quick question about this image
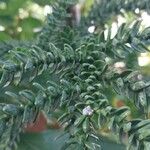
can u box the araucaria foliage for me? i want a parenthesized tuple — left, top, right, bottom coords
(1, 0, 150, 149)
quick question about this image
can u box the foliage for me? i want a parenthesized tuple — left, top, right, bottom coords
(1, 0, 150, 150)
(17, 129, 125, 150)
(0, 0, 52, 40)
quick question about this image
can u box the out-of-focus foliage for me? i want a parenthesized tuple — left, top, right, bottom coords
(0, 0, 53, 40)
(17, 129, 125, 150)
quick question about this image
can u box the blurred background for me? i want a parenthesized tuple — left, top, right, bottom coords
(0, 0, 53, 40)
(0, 0, 150, 150)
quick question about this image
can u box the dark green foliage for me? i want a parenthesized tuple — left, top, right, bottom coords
(1, 0, 150, 150)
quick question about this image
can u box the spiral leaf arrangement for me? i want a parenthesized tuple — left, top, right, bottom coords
(1, 0, 150, 150)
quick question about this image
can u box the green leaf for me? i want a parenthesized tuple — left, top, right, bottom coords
(19, 90, 35, 103)
(138, 91, 147, 108)
(34, 91, 46, 107)
(2, 104, 21, 116)
(74, 116, 85, 127)
(131, 81, 147, 91)
(130, 21, 141, 37)
(82, 117, 90, 133)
